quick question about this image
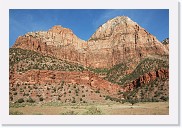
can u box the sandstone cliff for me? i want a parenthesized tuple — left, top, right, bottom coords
(12, 16, 168, 69)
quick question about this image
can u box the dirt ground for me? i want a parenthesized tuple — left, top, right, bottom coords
(9, 102, 169, 115)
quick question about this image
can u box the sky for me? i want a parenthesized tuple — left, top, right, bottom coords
(9, 9, 169, 47)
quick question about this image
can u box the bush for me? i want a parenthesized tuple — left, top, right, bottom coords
(61, 110, 78, 115)
(17, 98, 24, 103)
(39, 97, 44, 101)
(12, 88, 16, 91)
(27, 97, 35, 103)
(128, 99, 138, 105)
(160, 96, 169, 101)
(72, 99, 76, 103)
(10, 111, 23, 115)
(85, 106, 102, 115)
(95, 90, 100, 93)
(13, 92, 17, 95)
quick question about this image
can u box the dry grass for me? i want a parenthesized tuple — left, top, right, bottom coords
(9, 102, 169, 115)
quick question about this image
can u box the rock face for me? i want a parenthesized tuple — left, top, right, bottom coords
(161, 38, 169, 45)
(10, 70, 123, 95)
(12, 16, 168, 68)
(161, 38, 169, 50)
(10, 16, 169, 104)
(124, 68, 169, 91)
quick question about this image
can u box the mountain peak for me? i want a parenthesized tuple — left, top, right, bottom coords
(109, 16, 131, 22)
(89, 16, 136, 41)
(48, 25, 73, 34)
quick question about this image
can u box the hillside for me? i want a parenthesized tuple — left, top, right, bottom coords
(9, 48, 123, 104)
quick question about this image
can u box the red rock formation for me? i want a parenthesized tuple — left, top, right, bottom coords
(10, 69, 123, 95)
(124, 68, 169, 91)
(12, 16, 168, 69)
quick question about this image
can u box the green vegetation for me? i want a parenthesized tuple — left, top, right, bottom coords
(88, 67, 109, 75)
(17, 98, 24, 103)
(60, 110, 78, 115)
(119, 58, 168, 85)
(9, 102, 36, 108)
(9, 48, 169, 105)
(104, 58, 168, 86)
(105, 63, 129, 83)
(84, 106, 102, 115)
(123, 77, 169, 102)
(9, 48, 85, 72)
(26, 97, 35, 103)
(9, 111, 23, 115)
(39, 97, 44, 101)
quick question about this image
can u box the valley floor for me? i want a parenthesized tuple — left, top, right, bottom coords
(9, 102, 169, 115)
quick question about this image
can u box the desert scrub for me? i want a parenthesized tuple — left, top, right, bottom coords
(88, 67, 109, 75)
(9, 110, 23, 115)
(17, 98, 24, 103)
(9, 103, 26, 108)
(119, 58, 168, 85)
(106, 63, 128, 82)
(26, 97, 35, 103)
(42, 102, 63, 107)
(84, 106, 102, 115)
(60, 110, 78, 115)
(10, 102, 36, 108)
(9, 48, 85, 72)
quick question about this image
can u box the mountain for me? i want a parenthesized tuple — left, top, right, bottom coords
(161, 38, 169, 45)
(12, 16, 168, 69)
(10, 16, 169, 104)
(161, 38, 169, 50)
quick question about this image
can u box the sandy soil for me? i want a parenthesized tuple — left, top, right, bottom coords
(9, 102, 169, 115)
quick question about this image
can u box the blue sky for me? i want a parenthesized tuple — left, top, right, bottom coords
(9, 9, 169, 47)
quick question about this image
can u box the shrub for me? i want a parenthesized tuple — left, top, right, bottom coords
(10, 111, 23, 115)
(13, 92, 17, 95)
(60, 111, 78, 115)
(85, 106, 102, 115)
(95, 90, 100, 93)
(12, 88, 16, 91)
(72, 99, 76, 103)
(17, 98, 24, 103)
(39, 97, 44, 101)
(160, 96, 169, 101)
(128, 99, 138, 105)
(27, 97, 35, 103)
(75, 89, 79, 93)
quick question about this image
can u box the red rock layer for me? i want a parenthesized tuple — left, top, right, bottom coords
(10, 70, 123, 95)
(124, 68, 169, 91)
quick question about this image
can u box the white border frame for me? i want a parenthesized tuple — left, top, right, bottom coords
(0, 0, 179, 125)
